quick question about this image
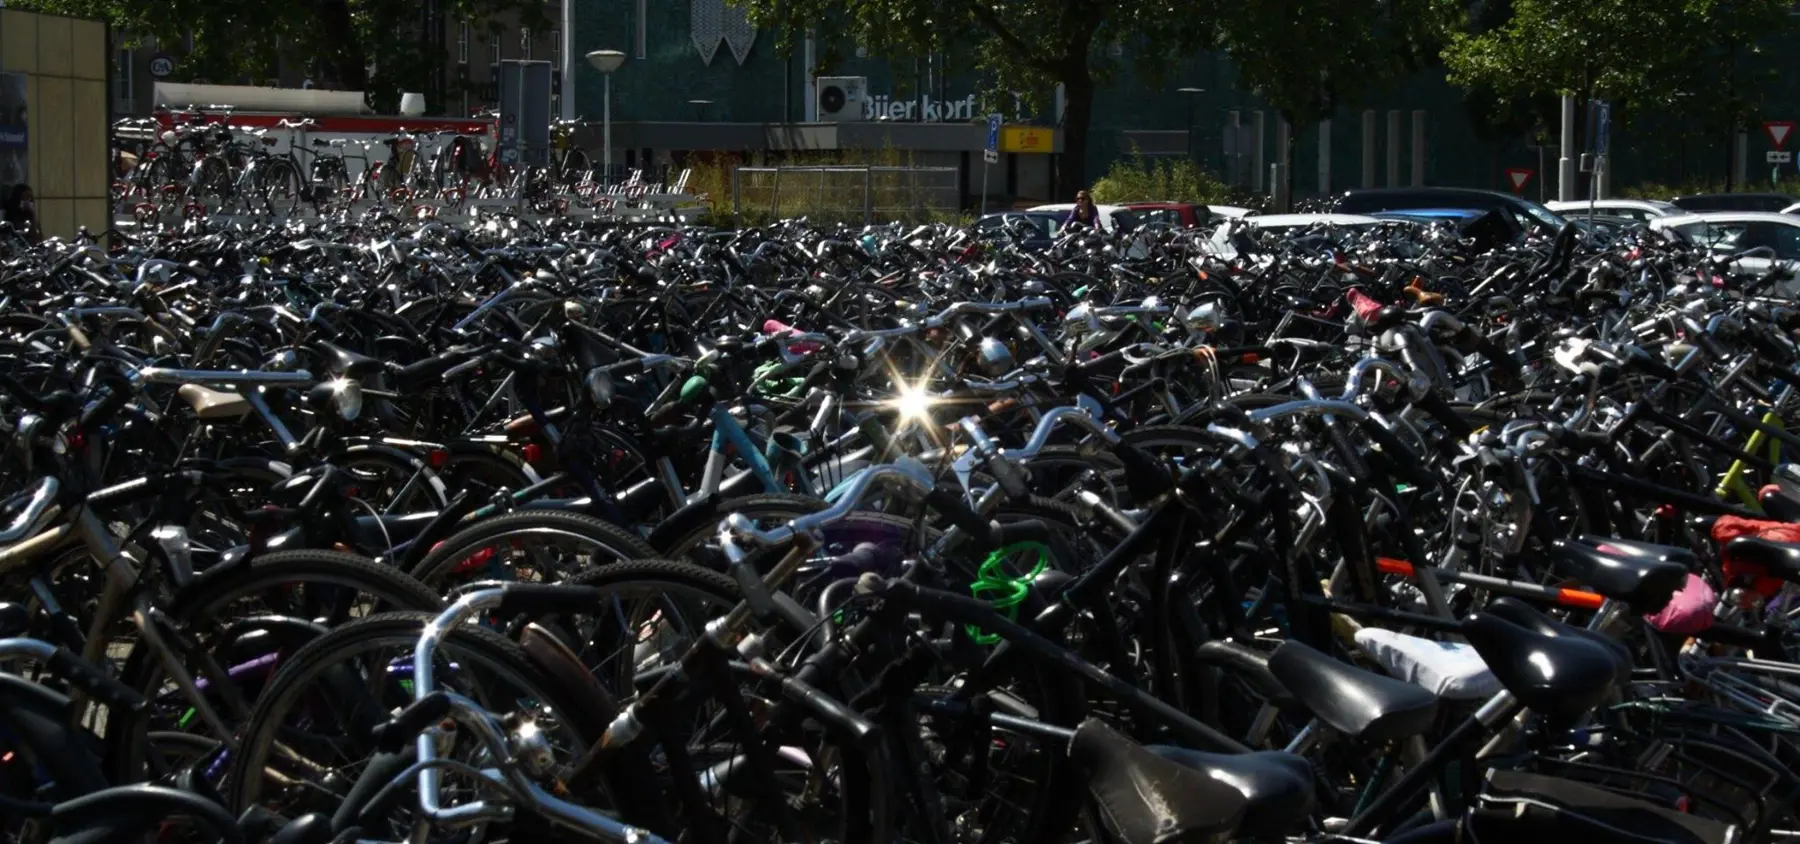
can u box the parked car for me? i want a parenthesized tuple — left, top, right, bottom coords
(1124, 202, 1256, 228)
(1124, 202, 1209, 228)
(1649, 212, 1800, 291)
(1028, 203, 1142, 233)
(1782, 201, 1800, 216)
(1545, 198, 1681, 223)
(1334, 187, 1568, 237)
(1207, 213, 1386, 259)
(1669, 192, 1794, 213)
(972, 211, 1064, 250)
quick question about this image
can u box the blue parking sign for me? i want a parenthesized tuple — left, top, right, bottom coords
(986, 114, 1002, 152)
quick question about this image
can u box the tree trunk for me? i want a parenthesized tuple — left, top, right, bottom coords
(1058, 73, 1095, 200)
(317, 0, 368, 92)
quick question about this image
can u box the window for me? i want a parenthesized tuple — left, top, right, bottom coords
(489, 31, 501, 64)
(521, 27, 532, 60)
(114, 48, 134, 111)
(551, 27, 560, 66)
(635, 0, 647, 58)
(457, 22, 469, 64)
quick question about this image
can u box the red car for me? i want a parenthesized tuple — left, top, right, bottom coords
(1124, 202, 1250, 228)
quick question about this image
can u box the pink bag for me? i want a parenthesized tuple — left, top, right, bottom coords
(1644, 574, 1716, 634)
(762, 319, 821, 354)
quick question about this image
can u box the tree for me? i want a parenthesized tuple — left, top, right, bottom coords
(16, 0, 549, 112)
(1213, 0, 1462, 204)
(737, 0, 1215, 198)
(1441, 0, 1791, 149)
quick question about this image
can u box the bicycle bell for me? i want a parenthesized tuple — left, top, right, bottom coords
(974, 336, 1016, 377)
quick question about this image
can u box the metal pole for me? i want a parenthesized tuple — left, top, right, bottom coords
(1317, 119, 1331, 198)
(1386, 110, 1401, 187)
(864, 165, 872, 224)
(1557, 95, 1576, 202)
(1361, 110, 1376, 189)
(1410, 110, 1426, 186)
(603, 72, 613, 187)
(981, 156, 990, 217)
(559, 0, 574, 120)
(1251, 111, 1266, 194)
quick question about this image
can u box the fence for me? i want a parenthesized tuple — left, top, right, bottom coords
(730, 166, 961, 224)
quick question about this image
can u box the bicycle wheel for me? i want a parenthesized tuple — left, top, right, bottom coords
(256, 158, 304, 215)
(107, 550, 443, 783)
(224, 612, 612, 839)
(407, 509, 656, 590)
(527, 559, 892, 841)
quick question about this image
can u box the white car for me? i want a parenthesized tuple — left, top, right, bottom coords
(1650, 212, 1800, 288)
(1546, 199, 1681, 223)
(1028, 203, 1141, 233)
(1235, 213, 1385, 233)
(1207, 214, 1388, 259)
(1782, 201, 1800, 215)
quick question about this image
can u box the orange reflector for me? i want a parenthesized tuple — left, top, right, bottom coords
(1239, 353, 1260, 364)
(1558, 588, 1606, 609)
(1376, 557, 1415, 577)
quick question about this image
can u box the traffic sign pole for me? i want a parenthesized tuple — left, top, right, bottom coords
(981, 113, 1002, 218)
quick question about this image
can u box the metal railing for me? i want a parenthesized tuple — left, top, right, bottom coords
(730, 165, 960, 225)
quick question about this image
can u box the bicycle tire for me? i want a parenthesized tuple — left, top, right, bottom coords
(223, 611, 612, 835)
(106, 549, 443, 783)
(407, 509, 656, 588)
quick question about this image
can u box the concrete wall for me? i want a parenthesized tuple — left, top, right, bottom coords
(4, 10, 108, 240)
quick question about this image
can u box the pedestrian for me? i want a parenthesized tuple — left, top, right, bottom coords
(1064, 190, 1100, 229)
(4, 183, 41, 243)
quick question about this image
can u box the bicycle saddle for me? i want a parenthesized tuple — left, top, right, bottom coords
(178, 383, 252, 420)
(1462, 601, 1624, 721)
(1070, 718, 1245, 844)
(0, 601, 27, 637)
(1190, 639, 1297, 709)
(1483, 597, 1631, 685)
(1548, 537, 1687, 613)
(315, 341, 385, 379)
(1722, 535, 1800, 583)
(1267, 640, 1440, 744)
(1148, 746, 1315, 838)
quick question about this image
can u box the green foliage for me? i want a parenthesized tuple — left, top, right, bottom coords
(17, 0, 550, 113)
(1215, 0, 1462, 126)
(1442, 0, 1792, 138)
(1088, 153, 1246, 206)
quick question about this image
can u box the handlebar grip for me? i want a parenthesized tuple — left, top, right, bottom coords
(987, 456, 1032, 501)
(48, 647, 147, 712)
(440, 352, 492, 381)
(1356, 417, 1437, 489)
(1113, 441, 1175, 501)
(1471, 332, 1521, 377)
(1413, 391, 1474, 439)
(370, 691, 453, 753)
(924, 486, 999, 550)
(494, 583, 606, 618)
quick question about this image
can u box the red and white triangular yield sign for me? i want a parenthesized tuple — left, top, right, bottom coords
(1765, 121, 1795, 149)
(1505, 168, 1534, 194)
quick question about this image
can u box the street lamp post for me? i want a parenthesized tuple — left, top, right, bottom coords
(586, 49, 626, 186)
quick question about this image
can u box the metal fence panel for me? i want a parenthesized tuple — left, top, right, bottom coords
(731, 165, 960, 224)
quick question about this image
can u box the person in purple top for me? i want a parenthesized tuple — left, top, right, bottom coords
(1064, 190, 1100, 228)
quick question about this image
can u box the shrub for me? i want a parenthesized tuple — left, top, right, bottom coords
(1089, 152, 1243, 206)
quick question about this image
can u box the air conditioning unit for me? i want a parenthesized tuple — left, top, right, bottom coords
(816, 76, 868, 122)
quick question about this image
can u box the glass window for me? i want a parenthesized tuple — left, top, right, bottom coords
(551, 28, 561, 64)
(115, 48, 133, 105)
(1730, 222, 1800, 259)
(458, 22, 469, 63)
(521, 27, 532, 60)
(489, 32, 501, 64)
